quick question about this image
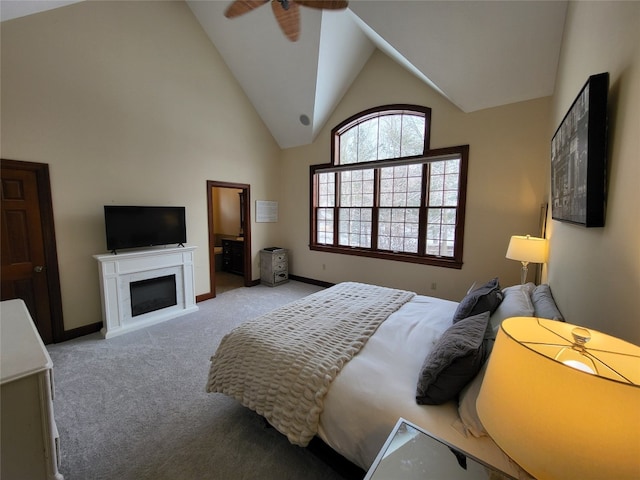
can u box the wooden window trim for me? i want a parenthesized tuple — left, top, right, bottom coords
(310, 105, 467, 269)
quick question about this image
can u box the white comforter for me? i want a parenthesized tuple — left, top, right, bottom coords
(317, 294, 523, 477)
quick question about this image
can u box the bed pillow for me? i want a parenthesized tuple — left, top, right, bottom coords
(532, 284, 564, 321)
(488, 283, 535, 340)
(416, 311, 490, 405)
(452, 278, 503, 324)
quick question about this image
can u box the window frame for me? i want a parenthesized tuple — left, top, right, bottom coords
(309, 105, 468, 269)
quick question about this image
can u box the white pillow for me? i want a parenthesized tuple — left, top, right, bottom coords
(488, 283, 535, 339)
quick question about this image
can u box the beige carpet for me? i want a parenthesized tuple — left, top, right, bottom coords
(47, 281, 362, 480)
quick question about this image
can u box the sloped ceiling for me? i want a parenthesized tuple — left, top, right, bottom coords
(1, 0, 568, 149)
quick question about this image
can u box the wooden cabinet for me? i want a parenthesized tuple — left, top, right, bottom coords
(222, 239, 244, 275)
(1, 299, 64, 480)
(260, 247, 288, 287)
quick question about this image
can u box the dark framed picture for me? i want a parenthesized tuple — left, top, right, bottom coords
(551, 72, 609, 227)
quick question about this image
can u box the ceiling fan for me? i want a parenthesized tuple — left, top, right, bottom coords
(224, 0, 349, 42)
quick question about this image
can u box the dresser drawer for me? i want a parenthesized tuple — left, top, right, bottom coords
(271, 252, 287, 264)
(270, 271, 289, 284)
(272, 261, 287, 272)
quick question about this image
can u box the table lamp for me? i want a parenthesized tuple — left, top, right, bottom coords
(506, 235, 548, 284)
(477, 317, 640, 480)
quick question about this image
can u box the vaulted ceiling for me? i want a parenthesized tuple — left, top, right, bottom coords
(1, 0, 568, 149)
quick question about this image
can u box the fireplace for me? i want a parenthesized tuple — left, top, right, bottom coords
(94, 246, 198, 338)
(130, 274, 177, 317)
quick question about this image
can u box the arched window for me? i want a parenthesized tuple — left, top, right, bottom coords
(310, 104, 468, 268)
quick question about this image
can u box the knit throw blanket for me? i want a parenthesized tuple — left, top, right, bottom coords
(206, 282, 415, 446)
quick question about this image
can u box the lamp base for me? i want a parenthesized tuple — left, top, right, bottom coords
(520, 262, 529, 285)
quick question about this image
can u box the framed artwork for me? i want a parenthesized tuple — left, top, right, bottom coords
(551, 72, 609, 227)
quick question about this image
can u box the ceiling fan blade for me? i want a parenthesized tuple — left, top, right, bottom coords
(225, 0, 269, 18)
(272, 0, 300, 41)
(294, 0, 348, 10)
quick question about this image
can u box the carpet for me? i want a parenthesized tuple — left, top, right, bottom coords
(47, 281, 357, 480)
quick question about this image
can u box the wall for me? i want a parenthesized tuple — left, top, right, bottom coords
(1, 1, 282, 331)
(547, 1, 640, 344)
(213, 187, 242, 239)
(278, 50, 552, 301)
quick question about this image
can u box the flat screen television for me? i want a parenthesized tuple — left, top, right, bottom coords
(104, 206, 186, 253)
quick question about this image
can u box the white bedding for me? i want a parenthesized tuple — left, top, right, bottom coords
(317, 294, 525, 477)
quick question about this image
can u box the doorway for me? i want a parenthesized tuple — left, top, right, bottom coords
(206, 180, 251, 298)
(1, 159, 65, 343)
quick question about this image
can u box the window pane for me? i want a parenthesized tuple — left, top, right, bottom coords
(401, 114, 425, 156)
(316, 208, 334, 244)
(317, 172, 335, 207)
(338, 112, 426, 164)
(340, 170, 374, 209)
(340, 128, 358, 165)
(428, 158, 460, 209)
(358, 118, 379, 163)
(380, 165, 422, 208)
(378, 207, 419, 253)
(378, 115, 401, 160)
(338, 208, 372, 247)
(425, 206, 456, 258)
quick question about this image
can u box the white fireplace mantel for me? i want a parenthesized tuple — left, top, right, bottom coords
(94, 246, 198, 338)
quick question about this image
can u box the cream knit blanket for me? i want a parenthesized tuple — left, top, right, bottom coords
(206, 282, 415, 446)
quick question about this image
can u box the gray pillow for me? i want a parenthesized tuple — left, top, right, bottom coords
(416, 311, 490, 405)
(532, 284, 564, 321)
(452, 278, 503, 323)
(488, 283, 535, 340)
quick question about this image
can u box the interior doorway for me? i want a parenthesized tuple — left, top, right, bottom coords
(206, 180, 251, 298)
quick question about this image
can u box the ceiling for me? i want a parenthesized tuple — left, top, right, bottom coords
(1, 0, 568, 149)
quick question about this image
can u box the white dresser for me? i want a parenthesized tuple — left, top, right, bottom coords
(1, 299, 64, 480)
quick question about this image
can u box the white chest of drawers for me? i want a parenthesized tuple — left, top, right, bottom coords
(1, 299, 64, 480)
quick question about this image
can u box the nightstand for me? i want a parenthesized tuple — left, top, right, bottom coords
(260, 247, 288, 286)
(365, 418, 518, 480)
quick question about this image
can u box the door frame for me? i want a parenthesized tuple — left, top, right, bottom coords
(1, 158, 65, 343)
(203, 180, 251, 300)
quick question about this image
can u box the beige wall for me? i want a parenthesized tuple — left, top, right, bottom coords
(278, 50, 551, 301)
(5, 1, 636, 345)
(1, 1, 282, 330)
(547, 1, 640, 344)
(213, 187, 242, 238)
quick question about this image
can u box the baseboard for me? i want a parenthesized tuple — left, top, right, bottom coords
(62, 321, 102, 342)
(196, 292, 215, 302)
(60, 277, 329, 342)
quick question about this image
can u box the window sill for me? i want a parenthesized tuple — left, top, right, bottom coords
(309, 244, 463, 269)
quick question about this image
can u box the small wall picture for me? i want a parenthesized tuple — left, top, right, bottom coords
(551, 72, 609, 227)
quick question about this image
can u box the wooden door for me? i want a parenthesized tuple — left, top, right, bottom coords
(1, 159, 64, 344)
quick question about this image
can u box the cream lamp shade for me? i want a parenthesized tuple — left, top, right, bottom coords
(477, 317, 640, 480)
(506, 235, 548, 284)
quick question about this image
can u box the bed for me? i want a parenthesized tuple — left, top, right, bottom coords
(206, 280, 563, 478)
